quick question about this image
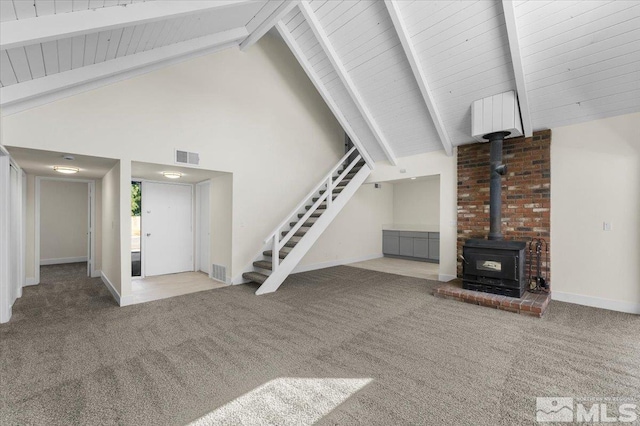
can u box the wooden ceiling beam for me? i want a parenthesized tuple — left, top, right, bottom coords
(384, 0, 453, 157)
(0, 0, 252, 51)
(502, 0, 533, 137)
(240, 1, 299, 51)
(0, 28, 248, 115)
(299, 0, 397, 166)
(275, 21, 375, 168)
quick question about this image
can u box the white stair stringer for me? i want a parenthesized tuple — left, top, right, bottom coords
(255, 164, 371, 295)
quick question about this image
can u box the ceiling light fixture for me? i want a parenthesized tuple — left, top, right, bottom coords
(162, 172, 182, 179)
(410, 177, 417, 180)
(53, 166, 79, 174)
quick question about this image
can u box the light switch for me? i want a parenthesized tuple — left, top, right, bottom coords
(603, 222, 613, 231)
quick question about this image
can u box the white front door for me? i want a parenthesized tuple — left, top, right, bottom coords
(197, 182, 211, 274)
(142, 182, 193, 277)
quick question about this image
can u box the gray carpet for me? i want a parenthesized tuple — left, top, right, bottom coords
(1, 263, 639, 425)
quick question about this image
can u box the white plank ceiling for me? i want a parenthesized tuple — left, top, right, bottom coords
(2, 0, 639, 161)
(280, 0, 640, 160)
(0, 1, 282, 87)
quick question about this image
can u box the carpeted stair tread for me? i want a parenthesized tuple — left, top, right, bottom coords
(283, 228, 309, 237)
(263, 249, 290, 259)
(319, 187, 345, 196)
(306, 203, 327, 210)
(312, 195, 338, 202)
(284, 237, 302, 248)
(253, 260, 273, 271)
(298, 211, 323, 218)
(242, 271, 268, 284)
(290, 218, 317, 227)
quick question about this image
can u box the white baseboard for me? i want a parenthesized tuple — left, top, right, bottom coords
(552, 291, 640, 315)
(292, 253, 384, 274)
(438, 274, 457, 282)
(25, 277, 38, 286)
(40, 256, 87, 266)
(119, 295, 134, 307)
(100, 272, 121, 305)
(91, 270, 102, 278)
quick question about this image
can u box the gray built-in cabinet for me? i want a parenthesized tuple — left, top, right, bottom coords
(383, 231, 439, 262)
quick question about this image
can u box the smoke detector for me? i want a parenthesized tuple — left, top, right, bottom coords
(471, 91, 523, 142)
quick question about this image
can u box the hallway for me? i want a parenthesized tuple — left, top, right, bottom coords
(8, 263, 116, 323)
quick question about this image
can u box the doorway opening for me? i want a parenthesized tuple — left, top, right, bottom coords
(37, 178, 95, 280)
(350, 175, 441, 280)
(129, 161, 230, 304)
(131, 181, 142, 277)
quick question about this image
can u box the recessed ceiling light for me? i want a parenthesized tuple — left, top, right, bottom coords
(53, 166, 79, 174)
(162, 171, 182, 179)
(410, 177, 417, 180)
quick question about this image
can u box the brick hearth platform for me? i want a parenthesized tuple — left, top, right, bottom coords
(434, 280, 551, 317)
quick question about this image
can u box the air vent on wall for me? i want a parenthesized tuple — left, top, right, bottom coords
(210, 264, 227, 284)
(175, 149, 200, 166)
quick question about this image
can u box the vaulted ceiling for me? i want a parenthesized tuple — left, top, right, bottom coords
(1, 1, 638, 164)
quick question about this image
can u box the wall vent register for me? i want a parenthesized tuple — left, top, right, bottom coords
(175, 150, 200, 166)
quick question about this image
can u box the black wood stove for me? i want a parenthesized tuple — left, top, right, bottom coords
(462, 132, 527, 298)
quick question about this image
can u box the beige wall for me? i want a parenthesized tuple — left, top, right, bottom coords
(2, 34, 344, 297)
(40, 180, 88, 262)
(299, 182, 394, 270)
(102, 163, 121, 294)
(551, 112, 640, 313)
(392, 177, 440, 227)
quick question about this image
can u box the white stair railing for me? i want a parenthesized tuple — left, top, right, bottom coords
(263, 147, 361, 275)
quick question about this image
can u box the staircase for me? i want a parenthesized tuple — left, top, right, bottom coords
(241, 147, 371, 295)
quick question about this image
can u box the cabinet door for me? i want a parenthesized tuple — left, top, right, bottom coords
(428, 239, 440, 260)
(413, 238, 429, 259)
(383, 235, 400, 255)
(399, 237, 414, 257)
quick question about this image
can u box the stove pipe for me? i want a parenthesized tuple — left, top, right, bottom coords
(486, 131, 510, 241)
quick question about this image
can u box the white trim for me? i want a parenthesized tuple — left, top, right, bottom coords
(100, 272, 121, 305)
(298, 1, 398, 166)
(91, 270, 102, 279)
(195, 180, 212, 275)
(40, 256, 88, 266)
(35, 176, 96, 284)
(0, 153, 11, 323)
(502, 0, 533, 137)
(552, 291, 640, 315)
(240, 1, 299, 51)
(384, 0, 453, 157)
(0, 31, 247, 116)
(0, 0, 252, 50)
(25, 277, 38, 286)
(275, 22, 375, 169)
(292, 253, 383, 274)
(438, 274, 456, 283)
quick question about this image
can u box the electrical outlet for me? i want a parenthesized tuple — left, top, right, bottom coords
(603, 222, 613, 231)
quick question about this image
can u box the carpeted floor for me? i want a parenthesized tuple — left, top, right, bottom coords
(1, 263, 639, 425)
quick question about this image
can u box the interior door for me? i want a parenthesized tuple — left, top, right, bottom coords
(142, 182, 193, 277)
(197, 182, 211, 274)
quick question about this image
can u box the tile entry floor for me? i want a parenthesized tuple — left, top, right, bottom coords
(348, 256, 439, 280)
(130, 271, 227, 304)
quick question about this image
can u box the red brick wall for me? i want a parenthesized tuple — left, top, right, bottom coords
(457, 130, 551, 280)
